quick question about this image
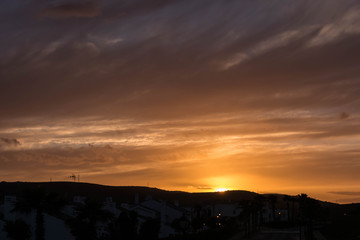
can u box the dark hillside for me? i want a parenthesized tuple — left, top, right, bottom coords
(0, 181, 258, 205)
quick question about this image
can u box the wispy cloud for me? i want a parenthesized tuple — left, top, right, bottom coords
(306, 8, 360, 47)
(41, 1, 102, 19)
(0, 137, 21, 150)
(329, 191, 360, 196)
(221, 29, 310, 70)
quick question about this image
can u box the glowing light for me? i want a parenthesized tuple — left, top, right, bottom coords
(215, 188, 229, 192)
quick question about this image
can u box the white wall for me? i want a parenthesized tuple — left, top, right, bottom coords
(44, 213, 75, 240)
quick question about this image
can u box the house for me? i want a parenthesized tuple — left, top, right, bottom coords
(141, 199, 184, 224)
(62, 196, 87, 218)
(123, 197, 188, 238)
(130, 204, 159, 219)
(212, 203, 243, 217)
(141, 199, 188, 238)
(274, 209, 289, 222)
(261, 204, 272, 223)
(261, 204, 289, 222)
(102, 197, 121, 217)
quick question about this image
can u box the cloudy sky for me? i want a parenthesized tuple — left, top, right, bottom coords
(1, 0, 360, 203)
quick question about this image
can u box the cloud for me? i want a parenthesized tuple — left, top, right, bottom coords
(306, 8, 360, 47)
(0, 137, 21, 149)
(338, 112, 350, 120)
(195, 186, 213, 190)
(1, 0, 359, 122)
(221, 29, 311, 70)
(328, 191, 360, 196)
(0, 143, 214, 188)
(41, 1, 101, 19)
(336, 197, 360, 203)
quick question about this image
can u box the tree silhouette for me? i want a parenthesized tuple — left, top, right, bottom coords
(253, 195, 265, 227)
(171, 214, 190, 235)
(68, 199, 114, 240)
(267, 195, 277, 222)
(191, 205, 204, 233)
(3, 219, 31, 240)
(297, 193, 320, 240)
(283, 195, 291, 223)
(237, 200, 260, 237)
(12, 188, 66, 240)
(109, 210, 138, 240)
(139, 219, 160, 240)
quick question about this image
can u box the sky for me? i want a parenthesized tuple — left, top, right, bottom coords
(1, 0, 360, 203)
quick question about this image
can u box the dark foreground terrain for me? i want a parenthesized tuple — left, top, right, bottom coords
(0, 181, 359, 240)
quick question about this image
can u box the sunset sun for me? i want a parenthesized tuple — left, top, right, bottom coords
(215, 188, 229, 192)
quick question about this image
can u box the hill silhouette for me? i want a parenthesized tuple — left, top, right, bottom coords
(0, 181, 344, 210)
(0, 181, 259, 205)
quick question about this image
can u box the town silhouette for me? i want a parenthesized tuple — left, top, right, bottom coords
(1, 181, 359, 240)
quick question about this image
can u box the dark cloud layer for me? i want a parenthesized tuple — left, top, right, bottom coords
(1, 0, 360, 120)
(41, 1, 101, 18)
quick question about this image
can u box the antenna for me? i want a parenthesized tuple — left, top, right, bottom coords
(68, 174, 76, 182)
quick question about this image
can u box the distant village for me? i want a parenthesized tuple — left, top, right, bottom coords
(0, 182, 358, 240)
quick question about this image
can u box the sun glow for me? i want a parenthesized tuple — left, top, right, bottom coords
(215, 188, 229, 192)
